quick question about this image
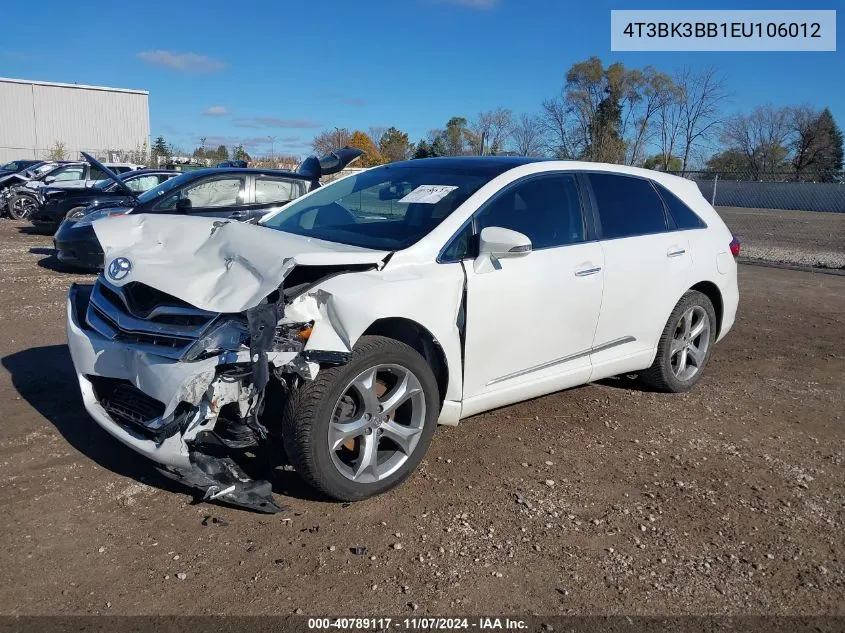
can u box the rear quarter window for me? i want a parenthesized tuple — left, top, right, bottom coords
(588, 173, 668, 239)
(654, 183, 707, 230)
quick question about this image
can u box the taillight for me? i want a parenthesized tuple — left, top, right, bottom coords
(729, 236, 741, 258)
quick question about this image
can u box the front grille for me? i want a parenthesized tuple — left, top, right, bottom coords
(85, 279, 218, 359)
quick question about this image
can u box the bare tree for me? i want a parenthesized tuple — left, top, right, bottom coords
(509, 113, 546, 156)
(540, 94, 576, 158)
(368, 126, 388, 147)
(468, 109, 513, 155)
(790, 105, 826, 179)
(311, 127, 352, 155)
(676, 66, 729, 173)
(721, 105, 792, 178)
(624, 67, 678, 166)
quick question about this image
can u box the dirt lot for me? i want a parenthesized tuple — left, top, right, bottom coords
(0, 220, 843, 616)
(716, 206, 845, 270)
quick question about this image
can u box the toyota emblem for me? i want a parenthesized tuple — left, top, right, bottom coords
(107, 257, 132, 281)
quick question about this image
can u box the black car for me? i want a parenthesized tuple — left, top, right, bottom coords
(216, 160, 248, 168)
(54, 149, 362, 270)
(31, 169, 179, 233)
(0, 159, 42, 177)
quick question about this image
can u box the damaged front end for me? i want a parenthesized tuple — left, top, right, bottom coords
(66, 218, 386, 512)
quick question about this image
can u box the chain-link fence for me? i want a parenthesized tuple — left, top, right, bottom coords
(675, 171, 845, 270)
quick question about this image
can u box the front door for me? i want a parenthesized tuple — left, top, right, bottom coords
(458, 173, 604, 413)
(155, 174, 250, 220)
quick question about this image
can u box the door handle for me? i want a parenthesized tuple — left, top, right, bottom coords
(574, 266, 602, 277)
(667, 248, 686, 258)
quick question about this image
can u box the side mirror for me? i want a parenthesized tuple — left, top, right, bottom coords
(474, 226, 532, 274)
(43, 176, 56, 184)
(175, 198, 192, 213)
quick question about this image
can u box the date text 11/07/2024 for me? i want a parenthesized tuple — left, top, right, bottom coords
(307, 618, 529, 630)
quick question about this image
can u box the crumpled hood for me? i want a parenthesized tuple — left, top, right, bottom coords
(94, 214, 390, 313)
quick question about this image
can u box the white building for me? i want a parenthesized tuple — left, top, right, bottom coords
(0, 77, 150, 163)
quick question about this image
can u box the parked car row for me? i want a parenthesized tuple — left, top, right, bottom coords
(3, 148, 363, 271)
(0, 159, 144, 219)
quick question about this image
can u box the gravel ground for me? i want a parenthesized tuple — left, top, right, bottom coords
(0, 220, 843, 617)
(716, 207, 845, 269)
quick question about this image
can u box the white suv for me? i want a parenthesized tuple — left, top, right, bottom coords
(66, 157, 739, 511)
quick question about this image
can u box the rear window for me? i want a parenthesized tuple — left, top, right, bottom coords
(655, 183, 707, 230)
(589, 173, 668, 240)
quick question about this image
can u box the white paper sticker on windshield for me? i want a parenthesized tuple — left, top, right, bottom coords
(398, 185, 458, 204)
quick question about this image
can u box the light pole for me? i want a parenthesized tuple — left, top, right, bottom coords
(268, 135, 276, 163)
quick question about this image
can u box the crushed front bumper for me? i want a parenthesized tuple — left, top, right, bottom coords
(66, 283, 292, 512)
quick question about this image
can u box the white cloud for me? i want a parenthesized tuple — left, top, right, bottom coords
(137, 50, 227, 73)
(202, 106, 229, 117)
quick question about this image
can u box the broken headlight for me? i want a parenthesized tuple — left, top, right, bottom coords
(272, 321, 313, 353)
(183, 318, 250, 361)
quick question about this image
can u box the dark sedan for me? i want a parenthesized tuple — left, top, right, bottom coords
(54, 149, 362, 270)
(0, 159, 42, 176)
(31, 169, 178, 233)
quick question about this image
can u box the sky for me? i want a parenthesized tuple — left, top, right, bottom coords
(0, 0, 841, 159)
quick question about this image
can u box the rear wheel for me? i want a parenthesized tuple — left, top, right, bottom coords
(281, 335, 440, 501)
(640, 290, 717, 393)
(8, 193, 38, 220)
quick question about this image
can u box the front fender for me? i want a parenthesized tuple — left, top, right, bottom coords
(283, 262, 466, 402)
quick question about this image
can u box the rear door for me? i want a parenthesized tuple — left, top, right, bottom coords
(586, 172, 695, 375)
(242, 173, 310, 221)
(153, 173, 250, 220)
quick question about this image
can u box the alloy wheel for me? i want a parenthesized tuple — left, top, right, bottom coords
(670, 305, 711, 382)
(9, 195, 37, 220)
(328, 364, 426, 484)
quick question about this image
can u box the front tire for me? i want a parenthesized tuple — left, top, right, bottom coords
(640, 290, 717, 393)
(8, 193, 38, 220)
(281, 335, 440, 501)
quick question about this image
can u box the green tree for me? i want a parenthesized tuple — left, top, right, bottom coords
(704, 150, 748, 176)
(234, 145, 251, 162)
(151, 136, 170, 165)
(810, 108, 844, 182)
(379, 127, 411, 162)
(215, 145, 229, 161)
(443, 117, 471, 156)
(412, 140, 433, 159)
(643, 154, 681, 171)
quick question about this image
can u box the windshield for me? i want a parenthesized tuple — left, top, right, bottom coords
(261, 164, 496, 250)
(136, 171, 195, 204)
(1, 161, 31, 171)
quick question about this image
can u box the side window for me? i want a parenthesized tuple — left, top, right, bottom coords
(440, 222, 473, 262)
(155, 176, 246, 210)
(51, 166, 85, 181)
(475, 174, 585, 250)
(125, 175, 160, 193)
(89, 167, 107, 181)
(588, 173, 668, 239)
(654, 183, 707, 230)
(255, 176, 307, 204)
